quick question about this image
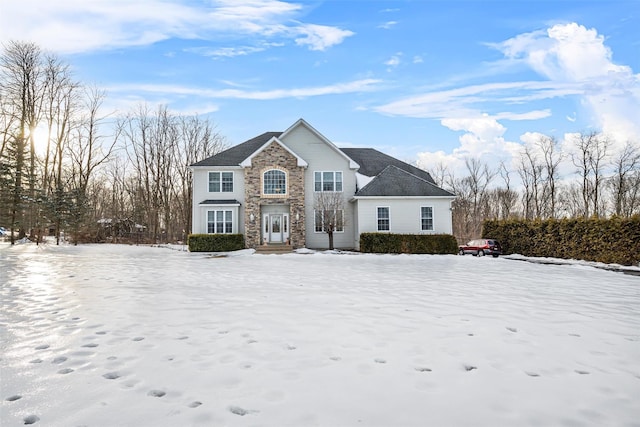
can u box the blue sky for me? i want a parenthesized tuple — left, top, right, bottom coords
(2, 0, 638, 177)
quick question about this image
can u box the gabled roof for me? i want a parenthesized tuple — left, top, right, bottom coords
(281, 119, 359, 169)
(339, 147, 435, 183)
(354, 165, 455, 198)
(190, 132, 282, 167)
(240, 136, 308, 168)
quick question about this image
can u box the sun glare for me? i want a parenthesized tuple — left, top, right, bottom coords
(30, 124, 51, 156)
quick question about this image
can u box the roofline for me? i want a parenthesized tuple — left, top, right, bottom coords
(239, 136, 308, 168)
(352, 196, 457, 200)
(280, 118, 360, 169)
(189, 165, 243, 170)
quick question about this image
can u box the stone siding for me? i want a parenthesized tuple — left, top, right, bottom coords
(244, 142, 306, 248)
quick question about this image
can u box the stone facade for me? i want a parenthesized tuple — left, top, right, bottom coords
(243, 142, 306, 248)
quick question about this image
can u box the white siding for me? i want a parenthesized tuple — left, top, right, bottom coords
(279, 124, 358, 249)
(354, 197, 454, 249)
(191, 167, 245, 234)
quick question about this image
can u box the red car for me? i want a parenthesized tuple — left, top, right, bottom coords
(459, 239, 502, 257)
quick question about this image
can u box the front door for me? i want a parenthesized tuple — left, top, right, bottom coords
(269, 214, 283, 242)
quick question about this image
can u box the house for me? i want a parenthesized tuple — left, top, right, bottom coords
(190, 119, 455, 250)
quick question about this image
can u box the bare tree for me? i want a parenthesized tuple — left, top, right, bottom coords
(571, 131, 610, 218)
(537, 135, 563, 218)
(0, 41, 47, 243)
(313, 191, 345, 250)
(609, 140, 640, 217)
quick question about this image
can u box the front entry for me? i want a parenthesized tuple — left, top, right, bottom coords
(270, 214, 283, 242)
(263, 211, 289, 244)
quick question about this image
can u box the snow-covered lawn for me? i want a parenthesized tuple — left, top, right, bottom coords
(1, 243, 638, 427)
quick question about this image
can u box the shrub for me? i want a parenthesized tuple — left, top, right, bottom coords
(360, 233, 458, 254)
(187, 234, 244, 252)
(482, 217, 640, 266)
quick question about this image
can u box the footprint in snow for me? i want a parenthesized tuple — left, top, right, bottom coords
(132, 337, 145, 342)
(52, 356, 68, 364)
(58, 368, 74, 375)
(228, 406, 258, 416)
(415, 367, 432, 372)
(35, 344, 50, 350)
(374, 358, 387, 364)
(102, 372, 121, 380)
(329, 356, 342, 361)
(188, 401, 202, 408)
(464, 365, 477, 371)
(82, 343, 99, 348)
(148, 390, 166, 397)
(506, 327, 518, 333)
(23, 415, 40, 425)
(575, 370, 590, 375)
(6, 395, 22, 401)
(525, 371, 540, 377)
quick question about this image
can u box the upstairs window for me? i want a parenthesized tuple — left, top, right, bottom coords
(314, 171, 343, 192)
(377, 207, 390, 231)
(263, 169, 287, 195)
(209, 172, 233, 192)
(421, 206, 434, 231)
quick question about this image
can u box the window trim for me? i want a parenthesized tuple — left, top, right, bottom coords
(314, 171, 343, 192)
(314, 209, 345, 233)
(208, 171, 234, 193)
(376, 206, 390, 231)
(206, 209, 233, 234)
(262, 168, 288, 197)
(420, 206, 434, 231)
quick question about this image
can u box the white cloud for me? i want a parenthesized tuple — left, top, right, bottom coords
(292, 23, 354, 51)
(378, 21, 398, 30)
(494, 22, 640, 143)
(389, 22, 639, 182)
(0, 0, 352, 54)
(413, 55, 424, 64)
(108, 78, 382, 101)
(384, 52, 402, 70)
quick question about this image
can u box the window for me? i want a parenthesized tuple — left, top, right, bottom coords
(314, 171, 343, 192)
(314, 209, 344, 233)
(421, 206, 434, 231)
(377, 207, 389, 231)
(263, 169, 287, 195)
(209, 172, 233, 192)
(207, 210, 233, 233)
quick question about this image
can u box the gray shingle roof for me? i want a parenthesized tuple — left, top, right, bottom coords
(355, 165, 455, 197)
(199, 199, 241, 205)
(190, 132, 282, 167)
(339, 147, 435, 183)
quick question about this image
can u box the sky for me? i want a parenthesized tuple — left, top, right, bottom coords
(2, 242, 639, 426)
(1, 0, 639, 178)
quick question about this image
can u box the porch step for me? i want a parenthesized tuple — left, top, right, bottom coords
(255, 244, 293, 255)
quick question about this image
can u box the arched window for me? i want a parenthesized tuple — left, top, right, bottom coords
(263, 169, 287, 195)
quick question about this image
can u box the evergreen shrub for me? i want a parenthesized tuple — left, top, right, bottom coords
(360, 233, 459, 254)
(482, 217, 640, 266)
(187, 234, 244, 252)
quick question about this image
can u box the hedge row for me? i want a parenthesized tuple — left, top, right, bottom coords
(360, 233, 459, 254)
(187, 234, 244, 252)
(482, 217, 640, 266)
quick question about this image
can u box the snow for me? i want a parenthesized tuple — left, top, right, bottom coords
(1, 242, 639, 426)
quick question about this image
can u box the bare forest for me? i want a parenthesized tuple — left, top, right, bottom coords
(1, 41, 639, 246)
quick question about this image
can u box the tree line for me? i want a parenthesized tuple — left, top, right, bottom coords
(429, 134, 640, 243)
(0, 41, 227, 245)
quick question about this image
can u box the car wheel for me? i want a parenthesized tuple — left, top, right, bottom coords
(477, 250, 484, 257)
(492, 254, 499, 258)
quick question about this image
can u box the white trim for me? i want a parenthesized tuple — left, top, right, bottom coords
(354, 196, 456, 200)
(199, 202, 240, 207)
(205, 209, 234, 234)
(420, 205, 434, 231)
(280, 119, 360, 169)
(314, 170, 343, 192)
(376, 206, 390, 232)
(208, 171, 234, 193)
(239, 137, 308, 168)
